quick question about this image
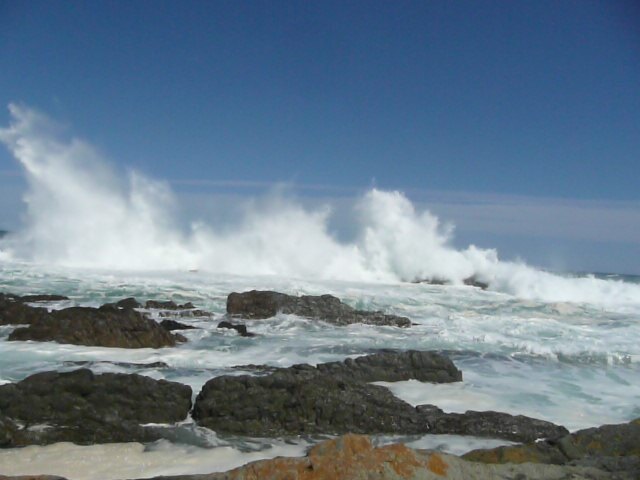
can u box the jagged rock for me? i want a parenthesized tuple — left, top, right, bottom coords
(8, 305, 186, 348)
(146, 300, 195, 310)
(112, 297, 142, 309)
(226, 290, 411, 327)
(0, 369, 192, 446)
(217, 321, 254, 337)
(0, 294, 50, 325)
(134, 434, 634, 480)
(463, 276, 489, 290)
(193, 351, 458, 436)
(316, 350, 462, 383)
(416, 404, 568, 443)
(160, 319, 198, 331)
(193, 367, 420, 436)
(463, 418, 640, 476)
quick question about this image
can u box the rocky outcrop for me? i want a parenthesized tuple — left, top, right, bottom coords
(0, 293, 51, 325)
(416, 404, 568, 443)
(316, 350, 462, 383)
(217, 321, 254, 337)
(464, 418, 640, 475)
(0, 369, 192, 447)
(7, 305, 185, 348)
(136, 434, 633, 480)
(226, 290, 411, 327)
(193, 365, 420, 436)
(160, 319, 198, 331)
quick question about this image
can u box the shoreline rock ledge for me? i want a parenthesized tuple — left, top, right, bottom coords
(226, 290, 411, 327)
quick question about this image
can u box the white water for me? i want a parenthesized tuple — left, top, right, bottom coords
(1, 105, 640, 479)
(1, 104, 640, 309)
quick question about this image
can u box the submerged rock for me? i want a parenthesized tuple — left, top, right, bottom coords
(8, 305, 186, 348)
(160, 319, 198, 331)
(226, 290, 411, 327)
(217, 320, 254, 337)
(416, 404, 569, 443)
(146, 300, 195, 310)
(0, 369, 192, 447)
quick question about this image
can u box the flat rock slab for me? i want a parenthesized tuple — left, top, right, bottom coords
(0, 369, 192, 447)
(8, 305, 185, 348)
(227, 290, 411, 327)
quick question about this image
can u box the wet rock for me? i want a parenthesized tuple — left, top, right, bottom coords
(17, 294, 69, 302)
(217, 321, 254, 337)
(416, 404, 568, 443)
(8, 305, 186, 348)
(193, 350, 460, 436)
(317, 350, 462, 383)
(226, 290, 411, 327)
(137, 434, 630, 480)
(463, 276, 489, 290)
(145, 300, 195, 310)
(111, 297, 142, 309)
(193, 367, 420, 436)
(463, 418, 640, 475)
(0, 294, 50, 325)
(63, 360, 170, 369)
(160, 319, 198, 331)
(0, 369, 192, 446)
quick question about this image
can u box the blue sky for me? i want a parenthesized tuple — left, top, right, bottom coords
(1, 1, 639, 273)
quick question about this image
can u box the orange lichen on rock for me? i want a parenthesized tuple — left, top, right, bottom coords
(224, 434, 434, 480)
(426, 453, 449, 476)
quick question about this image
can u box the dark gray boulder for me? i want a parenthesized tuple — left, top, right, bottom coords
(226, 290, 411, 327)
(0, 369, 192, 446)
(217, 321, 254, 337)
(316, 350, 462, 383)
(160, 319, 198, 331)
(192, 367, 420, 436)
(8, 305, 186, 348)
(417, 404, 569, 443)
(0, 293, 50, 325)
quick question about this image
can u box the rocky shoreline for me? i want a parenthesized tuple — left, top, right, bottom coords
(0, 290, 638, 479)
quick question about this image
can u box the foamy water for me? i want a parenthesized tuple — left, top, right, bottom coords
(0, 105, 639, 479)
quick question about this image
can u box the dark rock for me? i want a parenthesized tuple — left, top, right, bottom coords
(226, 290, 411, 327)
(417, 404, 568, 443)
(463, 418, 640, 472)
(160, 319, 198, 331)
(463, 276, 489, 290)
(0, 369, 192, 446)
(145, 300, 195, 310)
(18, 294, 69, 302)
(8, 306, 186, 348)
(113, 297, 142, 309)
(217, 320, 254, 337)
(63, 360, 170, 369)
(159, 309, 213, 318)
(316, 350, 462, 383)
(192, 367, 420, 436)
(0, 294, 50, 325)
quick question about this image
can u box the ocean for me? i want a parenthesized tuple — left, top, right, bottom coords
(0, 105, 640, 479)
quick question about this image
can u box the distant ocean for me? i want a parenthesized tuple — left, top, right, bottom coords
(1, 105, 639, 479)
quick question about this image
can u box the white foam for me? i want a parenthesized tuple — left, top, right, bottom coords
(2, 104, 640, 307)
(0, 439, 309, 480)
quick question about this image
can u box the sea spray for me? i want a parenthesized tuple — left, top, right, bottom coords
(2, 103, 640, 308)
